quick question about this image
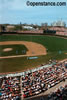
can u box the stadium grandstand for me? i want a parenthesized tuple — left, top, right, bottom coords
(0, 60, 67, 100)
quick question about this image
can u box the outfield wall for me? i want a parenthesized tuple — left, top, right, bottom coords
(0, 63, 54, 78)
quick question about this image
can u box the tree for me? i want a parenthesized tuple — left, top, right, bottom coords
(14, 25, 22, 31)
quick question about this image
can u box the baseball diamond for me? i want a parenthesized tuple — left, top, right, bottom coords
(0, 35, 67, 73)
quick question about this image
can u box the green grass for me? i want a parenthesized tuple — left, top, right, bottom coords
(0, 45, 28, 56)
(0, 35, 67, 52)
(0, 35, 67, 73)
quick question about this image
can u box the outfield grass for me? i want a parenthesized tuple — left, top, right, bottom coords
(0, 35, 67, 73)
(0, 45, 28, 56)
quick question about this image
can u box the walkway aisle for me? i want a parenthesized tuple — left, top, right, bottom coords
(20, 76, 23, 100)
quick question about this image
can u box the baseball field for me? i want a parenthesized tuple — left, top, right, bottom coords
(0, 35, 67, 73)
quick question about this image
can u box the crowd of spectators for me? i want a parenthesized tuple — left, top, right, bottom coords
(48, 85, 67, 100)
(22, 61, 67, 98)
(0, 60, 67, 100)
(30, 84, 67, 100)
(0, 76, 21, 100)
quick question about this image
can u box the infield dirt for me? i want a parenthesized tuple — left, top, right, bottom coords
(0, 41, 47, 59)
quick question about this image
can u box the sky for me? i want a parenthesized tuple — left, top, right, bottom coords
(0, 0, 67, 26)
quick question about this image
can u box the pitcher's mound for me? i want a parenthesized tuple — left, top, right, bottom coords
(3, 48, 13, 52)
